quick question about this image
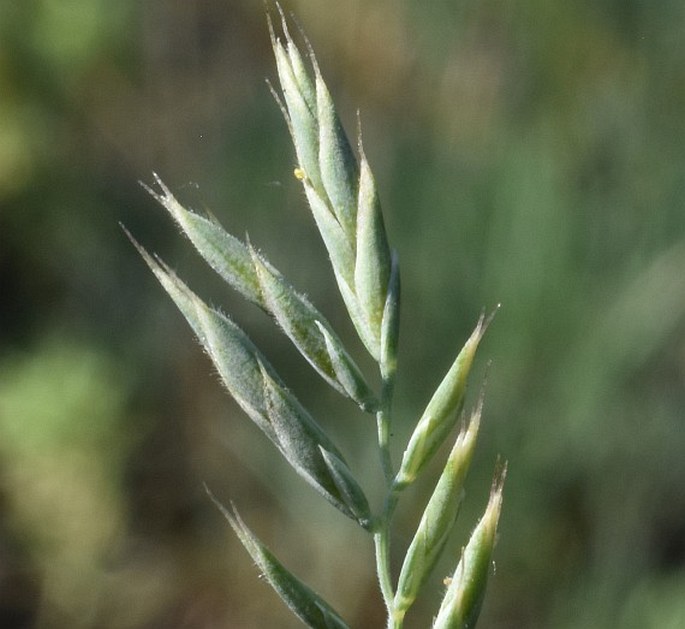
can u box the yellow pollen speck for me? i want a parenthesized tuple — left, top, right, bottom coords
(443, 576, 452, 587)
(293, 167, 306, 180)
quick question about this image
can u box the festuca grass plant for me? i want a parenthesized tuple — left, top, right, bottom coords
(128, 6, 506, 628)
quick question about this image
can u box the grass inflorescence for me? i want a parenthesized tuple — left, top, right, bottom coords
(129, 5, 506, 628)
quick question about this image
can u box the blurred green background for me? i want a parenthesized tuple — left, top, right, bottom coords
(1, 1, 684, 627)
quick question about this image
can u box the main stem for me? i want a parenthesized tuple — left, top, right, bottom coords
(374, 372, 406, 628)
(376, 409, 393, 486)
(374, 486, 403, 628)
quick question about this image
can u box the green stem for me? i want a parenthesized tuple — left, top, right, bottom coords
(376, 373, 396, 485)
(373, 368, 403, 626)
(373, 489, 400, 626)
(376, 408, 393, 485)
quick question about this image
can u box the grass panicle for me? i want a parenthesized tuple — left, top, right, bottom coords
(131, 5, 506, 628)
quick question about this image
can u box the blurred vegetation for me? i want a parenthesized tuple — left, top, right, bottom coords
(0, 1, 683, 627)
